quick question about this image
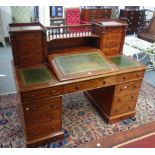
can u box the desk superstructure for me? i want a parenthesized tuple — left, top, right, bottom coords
(9, 20, 145, 147)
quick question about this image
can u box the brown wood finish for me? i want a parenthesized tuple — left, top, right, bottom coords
(81, 8, 112, 23)
(9, 23, 47, 68)
(92, 19, 128, 56)
(10, 22, 145, 147)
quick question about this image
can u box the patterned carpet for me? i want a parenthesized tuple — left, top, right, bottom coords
(0, 81, 155, 148)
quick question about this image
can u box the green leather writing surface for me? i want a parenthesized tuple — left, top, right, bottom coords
(110, 55, 140, 68)
(21, 66, 53, 85)
(55, 52, 112, 75)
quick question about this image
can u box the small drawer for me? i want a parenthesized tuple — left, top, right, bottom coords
(23, 97, 61, 113)
(115, 80, 142, 96)
(96, 76, 118, 87)
(63, 79, 98, 94)
(111, 102, 136, 116)
(113, 91, 139, 104)
(26, 120, 61, 140)
(105, 27, 123, 33)
(14, 32, 42, 40)
(16, 39, 42, 49)
(24, 110, 61, 126)
(118, 71, 144, 83)
(21, 87, 62, 102)
(105, 33, 122, 40)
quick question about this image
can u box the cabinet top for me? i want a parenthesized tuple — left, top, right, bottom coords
(9, 23, 44, 32)
(92, 19, 128, 27)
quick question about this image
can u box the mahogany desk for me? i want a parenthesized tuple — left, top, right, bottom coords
(9, 22, 145, 147)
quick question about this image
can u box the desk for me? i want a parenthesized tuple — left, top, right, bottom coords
(10, 22, 145, 147)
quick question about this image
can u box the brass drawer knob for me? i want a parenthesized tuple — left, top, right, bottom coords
(25, 107, 29, 111)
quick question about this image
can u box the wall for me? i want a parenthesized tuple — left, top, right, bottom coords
(0, 6, 12, 37)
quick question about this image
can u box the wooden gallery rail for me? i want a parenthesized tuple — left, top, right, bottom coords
(46, 24, 94, 41)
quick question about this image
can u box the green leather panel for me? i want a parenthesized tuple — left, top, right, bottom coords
(110, 55, 140, 68)
(55, 52, 112, 75)
(21, 66, 53, 85)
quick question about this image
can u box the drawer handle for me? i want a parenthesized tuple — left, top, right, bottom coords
(76, 85, 80, 90)
(103, 81, 106, 85)
(123, 76, 127, 80)
(128, 105, 132, 109)
(116, 109, 119, 112)
(134, 84, 137, 89)
(51, 90, 55, 94)
(131, 95, 135, 99)
(32, 107, 36, 111)
(136, 73, 141, 77)
(50, 104, 57, 109)
(25, 107, 29, 111)
(51, 127, 55, 131)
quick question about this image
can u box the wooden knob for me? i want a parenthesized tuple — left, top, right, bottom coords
(116, 109, 119, 112)
(123, 76, 127, 80)
(32, 107, 36, 111)
(120, 87, 123, 91)
(51, 90, 55, 95)
(50, 104, 56, 109)
(76, 85, 79, 90)
(103, 81, 106, 85)
(34, 132, 38, 135)
(51, 127, 55, 131)
(134, 84, 137, 89)
(51, 114, 55, 120)
(137, 73, 141, 77)
(131, 95, 135, 99)
(30, 94, 34, 98)
(128, 105, 132, 109)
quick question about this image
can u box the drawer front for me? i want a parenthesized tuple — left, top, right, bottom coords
(63, 76, 117, 94)
(103, 33, 123, 41)
(26, 120, 61, 140)
(19, 56, 44, 67)
(111, 101, 136, 116)
(14, 32, 42, 40)
(63, 79, 98, 94)
(105, 27, 123, 33)
(16, 39, 42, 49)
(23, 97, 61, 114)
(24, 110, 61, 126)
(21, 87, 62, 102)
(118, 71, 144, 83)
(17, 47, 43, 55)
(103, 40, 122, 48)
(102, 47, 121, 56)
(115, 80, 142, 96)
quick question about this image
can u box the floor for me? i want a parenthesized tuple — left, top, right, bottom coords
(0, 42, 155, 95)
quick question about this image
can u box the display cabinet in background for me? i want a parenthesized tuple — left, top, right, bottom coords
(50, 6, 64, 26)
(119, 9, 145, 34)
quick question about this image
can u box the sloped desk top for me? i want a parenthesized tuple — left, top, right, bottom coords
(48, 50, 118, 81)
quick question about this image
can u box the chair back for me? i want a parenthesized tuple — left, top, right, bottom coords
(65, 8, 80, 25)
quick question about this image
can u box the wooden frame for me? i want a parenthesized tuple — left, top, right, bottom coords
(48, 50, 119, 81)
